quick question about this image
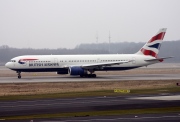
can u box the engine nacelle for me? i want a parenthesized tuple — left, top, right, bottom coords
(69, 67, 87, 75)
(56, 69, 68, 74)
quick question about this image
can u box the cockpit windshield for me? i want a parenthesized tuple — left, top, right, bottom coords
(10, 60, 16, 62)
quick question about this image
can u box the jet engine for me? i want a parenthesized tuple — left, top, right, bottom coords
(69, 67, 87, 75)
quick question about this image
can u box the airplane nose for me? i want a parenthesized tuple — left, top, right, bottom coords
(5, 62, 10, 68)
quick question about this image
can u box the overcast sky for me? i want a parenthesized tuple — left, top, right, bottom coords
(0, 0, 180, 49)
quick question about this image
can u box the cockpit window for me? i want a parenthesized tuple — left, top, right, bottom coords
(10, 60, 16, 62)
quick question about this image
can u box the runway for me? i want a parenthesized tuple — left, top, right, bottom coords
(2, 114, 180, 122)
(1, 65, 180, 121)
(1, 63, 180, 83)
(0, 74, 180, 83)
(37, 114, 180, 122)
(1, 93, 180, 121)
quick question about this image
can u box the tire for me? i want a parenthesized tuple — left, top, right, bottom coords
(88, 74, 92, 78)
(94, 74, 97, 78)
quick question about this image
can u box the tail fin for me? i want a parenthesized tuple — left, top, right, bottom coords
(136, 28, 167, 57)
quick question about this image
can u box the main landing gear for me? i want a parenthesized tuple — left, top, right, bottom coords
(17, 71, 21, 79)
(80, 74, 96, 78)
(80, 69, 96, 78)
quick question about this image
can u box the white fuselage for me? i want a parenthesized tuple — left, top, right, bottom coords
(5, 54, 158, 72)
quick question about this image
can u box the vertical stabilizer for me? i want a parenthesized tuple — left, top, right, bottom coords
(136, 28, 167, 57)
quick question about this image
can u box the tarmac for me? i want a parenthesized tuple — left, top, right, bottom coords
(1, 93, 180, 122)
(1, 64, 180, 121)
(0, 73, 180, 83)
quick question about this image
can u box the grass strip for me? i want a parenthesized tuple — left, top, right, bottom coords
(1, 107, 180, 120)
(0, 86, 180, 101)
(1, 86, 180, 101)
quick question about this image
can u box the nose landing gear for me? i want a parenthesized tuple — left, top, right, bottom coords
(17, 71, 21, 79)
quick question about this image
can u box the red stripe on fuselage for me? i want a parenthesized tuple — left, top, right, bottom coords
(21, 59, 38, 61)
(148, 32, 165, 43)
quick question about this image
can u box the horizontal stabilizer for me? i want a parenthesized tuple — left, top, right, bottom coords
(144, 56, 174, 62)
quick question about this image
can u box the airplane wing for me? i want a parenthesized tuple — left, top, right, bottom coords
(81, 60, 130, 69)
(144, 56, 173, 62)
(63, 60, 131, 69)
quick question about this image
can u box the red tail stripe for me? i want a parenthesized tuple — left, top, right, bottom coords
(141, 48, 157, 57)
(148, 32, 165, 43)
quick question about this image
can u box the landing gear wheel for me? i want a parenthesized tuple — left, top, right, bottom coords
(87, 74, 91, 78)
(18, 75, 21, 79)
(17, 71, 21, 79)
(92, 74, 96, 78)
(80, 74, 96, 78)
(89, 74, 96, 78)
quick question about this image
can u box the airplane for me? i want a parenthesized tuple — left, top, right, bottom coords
(5, 28, 172, 79)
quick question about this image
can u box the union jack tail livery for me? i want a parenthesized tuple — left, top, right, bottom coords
(136, 28, 167, 57)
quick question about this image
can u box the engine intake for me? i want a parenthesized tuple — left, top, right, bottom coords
(69, 67, 87, 75)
